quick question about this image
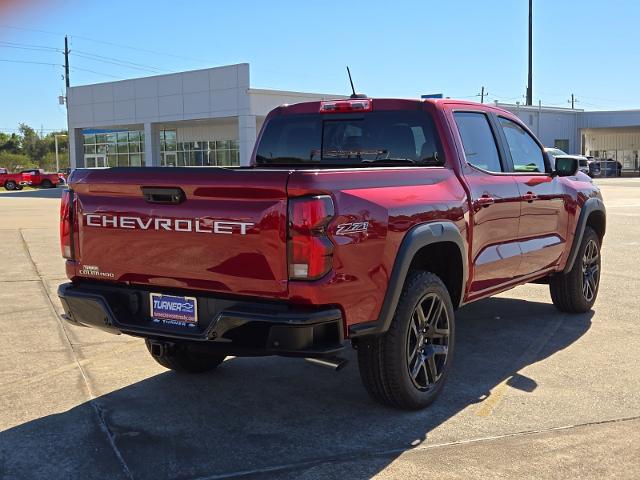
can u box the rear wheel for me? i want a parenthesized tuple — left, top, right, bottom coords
(41, 179, 53, 188)
(145, 339, 226, 373)
(4, 181, 16, 191)
(550, 226, 601, 313)
(357, 272, 455, 410)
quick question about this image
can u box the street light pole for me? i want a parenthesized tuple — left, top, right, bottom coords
(54, 134, 67, 172)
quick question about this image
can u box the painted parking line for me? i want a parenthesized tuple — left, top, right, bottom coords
(476, 314, 568, 417)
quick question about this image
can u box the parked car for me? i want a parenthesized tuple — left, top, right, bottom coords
(58, 98, 606, 410)
(588, 159, 622, 177)
(0, 169, 25, 190)
(19, 169, 65, 188)
(544, 148, 589, 175)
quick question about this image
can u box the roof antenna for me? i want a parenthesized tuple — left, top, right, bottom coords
(346, 66, 367, 99)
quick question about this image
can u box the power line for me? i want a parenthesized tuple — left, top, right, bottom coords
(71, 50, 169, 74)
(0, 58, 61, 67)
(0, 41, 62, 53)
(70, 66, 121, 79)
(0, 23, 64, 37)
(69, 33, 214, 65)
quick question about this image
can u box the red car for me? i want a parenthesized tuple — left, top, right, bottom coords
(0, 169, 25, 191)
(58, 98, 605, 410)
(19, 169, 65, 188)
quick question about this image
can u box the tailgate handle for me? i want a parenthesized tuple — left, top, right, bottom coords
(141, 187, 185, 204)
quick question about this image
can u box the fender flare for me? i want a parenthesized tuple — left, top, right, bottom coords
(562, 197, 606, 274)
(349, 221, 468, 338)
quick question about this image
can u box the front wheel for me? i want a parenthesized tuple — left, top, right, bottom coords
(4, 181, 16, 191)
(550, 226, 601, 313)
(145, 339, 226, 373)
(357, 272, 455, 410)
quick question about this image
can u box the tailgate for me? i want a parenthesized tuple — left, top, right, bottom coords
(69, 168, 291, 298)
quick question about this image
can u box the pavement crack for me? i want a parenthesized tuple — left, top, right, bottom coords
(18, 228, 135, 480)
(192, 415, 640, 480)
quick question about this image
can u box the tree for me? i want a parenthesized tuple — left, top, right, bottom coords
(0, 132, 21, 154)
(0, 152, 34, 172)
(19, 124, 48, 164)
(0, 124, 68, 171)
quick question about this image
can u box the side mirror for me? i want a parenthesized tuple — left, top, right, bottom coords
(554, 156, 579, 177)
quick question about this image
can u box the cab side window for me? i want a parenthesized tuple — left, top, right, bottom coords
(499, 117, 547, 173)
(454, 112, 503, 173)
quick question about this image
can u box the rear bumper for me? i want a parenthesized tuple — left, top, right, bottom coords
(58, 282, 344, 357)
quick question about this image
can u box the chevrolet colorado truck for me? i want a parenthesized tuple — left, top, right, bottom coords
(58, 98, 605, 410)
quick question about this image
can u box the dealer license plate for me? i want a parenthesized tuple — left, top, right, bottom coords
(150, 293, 198, 328)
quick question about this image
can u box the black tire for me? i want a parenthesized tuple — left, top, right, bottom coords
(550, 226, 601, 313)
(145, 339, 226, 373)
(357, 272, 455, 410)
(4, 181, 16, 191)
(41, 179, 53, 188)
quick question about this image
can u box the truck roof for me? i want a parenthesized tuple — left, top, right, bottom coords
(271, 97, 514, 117)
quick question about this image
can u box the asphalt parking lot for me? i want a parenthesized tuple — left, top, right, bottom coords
(1, 179, 639, 479)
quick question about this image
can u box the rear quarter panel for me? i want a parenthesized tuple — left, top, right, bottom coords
(287, 167, 468, 330)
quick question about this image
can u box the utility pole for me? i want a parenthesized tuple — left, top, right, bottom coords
(64, 35, 70, 88)
(526, 0, 533, 106)
(569, 93, 578, 109)
(477, 86, 488, 104)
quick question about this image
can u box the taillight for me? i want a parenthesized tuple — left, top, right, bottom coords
(60, 189, 75, 259)
(288, 195, 335, 280)
(320, 99, 372, 113)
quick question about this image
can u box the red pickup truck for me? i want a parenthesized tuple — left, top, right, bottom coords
(19, 169, 65, 188)
(58, 98, 605, 410)
(0, 168, 25, 190)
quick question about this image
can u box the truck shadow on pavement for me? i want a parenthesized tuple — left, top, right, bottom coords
(1, 296, 593, 480)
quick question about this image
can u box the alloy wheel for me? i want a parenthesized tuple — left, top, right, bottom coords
(582, 239, 600, 302)
(406, 292, 450, 391)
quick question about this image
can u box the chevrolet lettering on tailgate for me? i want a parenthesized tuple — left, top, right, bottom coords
(84, 214, 254, 235)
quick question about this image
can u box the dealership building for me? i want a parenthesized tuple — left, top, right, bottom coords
(66, 63, 344, 170)
(67, 63, 640, 174)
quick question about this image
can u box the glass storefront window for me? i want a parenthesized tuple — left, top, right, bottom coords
(83, 129, 145, 168)
(158, 129, 239, 167)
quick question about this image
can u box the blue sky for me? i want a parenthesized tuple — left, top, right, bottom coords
(1, 0, 639, 132)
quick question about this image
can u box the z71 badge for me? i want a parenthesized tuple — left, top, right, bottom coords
(335, 221, 370, 236)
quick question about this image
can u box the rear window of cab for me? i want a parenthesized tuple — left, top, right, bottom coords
(255, 110, 444, 167)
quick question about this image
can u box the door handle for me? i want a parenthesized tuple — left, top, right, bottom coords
(522, 192, 537, 203)
(475, 195, 495, 208)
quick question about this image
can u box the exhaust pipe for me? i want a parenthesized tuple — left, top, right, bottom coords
(305, 356, 348, 371)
